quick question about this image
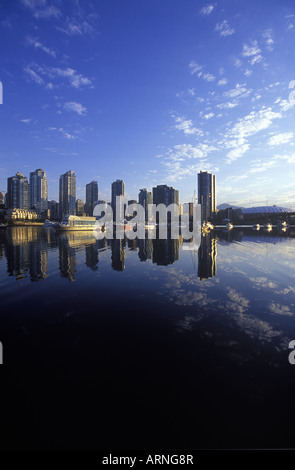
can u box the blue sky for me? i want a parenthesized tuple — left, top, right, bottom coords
(1, 0, 295, 207)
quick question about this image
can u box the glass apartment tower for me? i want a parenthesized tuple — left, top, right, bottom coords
(7, 172, 29, 210)
(29, 169, 48, 213)
(85, 181, 98, 216)
(198, 171, 216, 222)
(59, 170, 76, 219)
(111, 179, 125, 221)
(138, 188, 152, 222)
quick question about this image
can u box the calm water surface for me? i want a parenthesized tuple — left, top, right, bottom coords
(1, 226, 295, 449)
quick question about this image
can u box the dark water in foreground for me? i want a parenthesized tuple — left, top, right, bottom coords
(1, 226, 295, 450)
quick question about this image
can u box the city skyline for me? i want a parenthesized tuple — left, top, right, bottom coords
(3, 167, 295, 214)
(1, 1, 295, 208)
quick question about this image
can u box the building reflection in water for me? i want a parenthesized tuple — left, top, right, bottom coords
(58, 232, 107, 280)
(85, 244, 99, 271)
(127, 238, 137, 251)
(58, 234, 77, 282)
(198, 232, 217, 280)
(3, 227, 48, 282)
(111, 238, 126, 271)
(0, 227, 217, 280)
(29, 240, 48, 282)
(137, 233, 152, 262)
(152, 237, 180, 266)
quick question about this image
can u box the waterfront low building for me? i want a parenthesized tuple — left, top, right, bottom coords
(6, 208, 39, 220)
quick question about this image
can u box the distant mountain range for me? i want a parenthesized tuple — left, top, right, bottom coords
(217, 203, 244, 211)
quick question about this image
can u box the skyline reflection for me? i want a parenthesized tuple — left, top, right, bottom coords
(0, 227, 294, 282)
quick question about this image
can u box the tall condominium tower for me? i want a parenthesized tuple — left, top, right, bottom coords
(198, 171, 216, 222)
(152, 184, 179, 206)
(59, 170, 76, 219)
(152, 184, 179, 224)
(7, 172, 29, 210)
(76, 199, 85, 216)
(138, 188, 152, 222)
(85, 181, 98, 216)
(29, 169, 48, 213)
(111, 179, 125, 221)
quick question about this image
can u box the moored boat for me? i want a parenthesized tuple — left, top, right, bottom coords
(43, 219, 58, 228)
(55, 215, 101, 231)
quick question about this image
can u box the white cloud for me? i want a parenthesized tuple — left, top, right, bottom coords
(227, 288, 249, 308)
(200, 5, 214, 15)
(189, 61, 215, 81)
(269, 303, 293, 316)
(20, 118, 32, 124)
(26, 36, 56, 57)
(172, 115, 203, 136)
(215, 20, 235, 37)
(223, 83, 252, 99)
(242, 40, 261, 57)
(167, 143, 216, 161)
(277, 98, 295, 113)
(242, 40, 263, 65)
(24, 63, 92, 89)
(232, 57, 242, 68)
(173, 115, 203, 136)
(249, 159, 277, 173)
(249, 277, 278, 289)
(229, 108, 282, 140)
(57, 17, 95, 36)
(263, 29, 274, 51)
(226, 144, 249, 163)
(249, 54, 263, 65)
(24, 64, 44, 85)
(189, 61, 203, 75)
(160, 141, 218, 181)
(21, 0, 61, 19)
(49, 126, 76, 140)
(203, 73, 216, 82)
(203, 112, 214, 120)
(268, 132, 293, 147)
(218, 78, 228, 86)
(217, 101, 238, 109)
(64, 101, 87, 115)
(222, 106, 283, 164)
(51, 67, 92, 88)
(274, 153, 295, 163)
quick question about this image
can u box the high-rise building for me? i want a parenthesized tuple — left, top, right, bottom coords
(138, 188, 152, 222)
(152, 185, 179, 224)
(48, 200, 59, 220)
(85, 181, 98, 216)
(59, 170, 76, 219)
(198, 171, 216, 222)
(0, 191, 4, 206)
(111, 179, 125, 221)
(76, 199, 85, 216)
(29, 169, 48, 213)
(152, 184, 179, 206)
(7, 172, 29, 210)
